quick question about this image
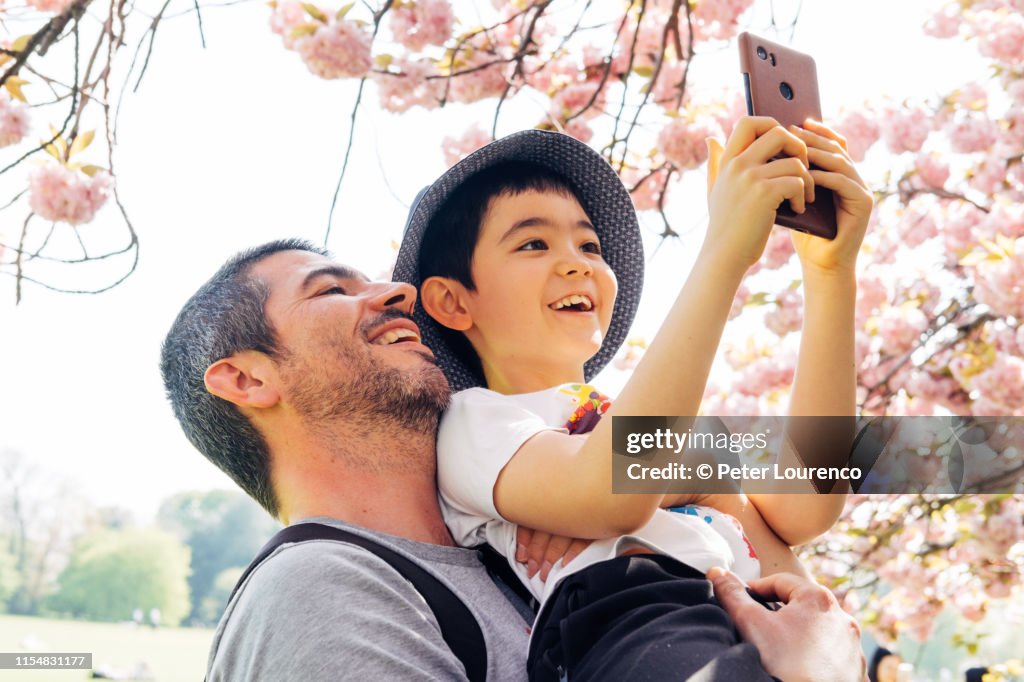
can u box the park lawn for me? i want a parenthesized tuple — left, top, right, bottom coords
(0, 614, 214, 682)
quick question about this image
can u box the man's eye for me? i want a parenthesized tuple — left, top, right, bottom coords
(318, 286, 347, 296)
(581, 241, 602, 255)
(518, 239, 547, 251)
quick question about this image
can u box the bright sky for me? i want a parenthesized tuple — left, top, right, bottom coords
(0, 0, 987, 521)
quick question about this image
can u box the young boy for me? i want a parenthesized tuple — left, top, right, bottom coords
(394, 122, 871, 679)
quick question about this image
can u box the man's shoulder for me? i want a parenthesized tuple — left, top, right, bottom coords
(238, 536, 431, 609)
(208, 538, 457, 681)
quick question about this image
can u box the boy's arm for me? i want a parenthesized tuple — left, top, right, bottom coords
(746, 120, 872, 546)
(493, 117, 817, 539)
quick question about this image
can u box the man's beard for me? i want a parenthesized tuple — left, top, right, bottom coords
(285, 345, 450, 432)
(278, 310, 451, 471)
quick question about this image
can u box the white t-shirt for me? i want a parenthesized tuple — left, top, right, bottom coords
(437, 384, 761, 604)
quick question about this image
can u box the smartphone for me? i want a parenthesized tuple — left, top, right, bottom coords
(738, 32, 837, 240)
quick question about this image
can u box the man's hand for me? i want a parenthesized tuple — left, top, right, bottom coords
(708, 567, 866, 682)
(515, 526, 591, 582)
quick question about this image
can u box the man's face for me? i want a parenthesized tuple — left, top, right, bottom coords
(251, 250, 450, 437)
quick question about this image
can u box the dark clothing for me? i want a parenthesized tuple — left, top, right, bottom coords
(528, 554, 780, 682)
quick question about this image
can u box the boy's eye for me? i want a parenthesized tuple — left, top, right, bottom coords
(581, 241, 602, 255)
(518, 239, 548, 251)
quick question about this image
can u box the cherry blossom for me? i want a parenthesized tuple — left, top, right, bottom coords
(298, 21, 374, 80)
(28, 163, 113, 226)
(388, 0, 454, 51)
(0, 94, 29, 148)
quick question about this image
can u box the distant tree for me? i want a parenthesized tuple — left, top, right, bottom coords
(0, 449, 90, 614)
(157, 490, 279, 623)
(49, 528, 191, 625)
(0, 544, 20, 610)
(197, 567, 243, 625)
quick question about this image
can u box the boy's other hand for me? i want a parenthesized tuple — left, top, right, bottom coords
(516, 526, 591, 581)
(786, 119, 873, 278)
(704, 116, 814, 272)
(709, 567, 866, 682)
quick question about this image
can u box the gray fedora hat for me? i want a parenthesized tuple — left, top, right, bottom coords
(393, 129, 644, 392)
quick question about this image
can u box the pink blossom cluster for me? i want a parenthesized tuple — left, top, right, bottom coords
(298, 20, 373, 80)
(373, 58, 444, 112)
(656, 116, 722, 170)
(27, 0, 74, 13)
(267, 3, 372, 79)
(0, 94, 29, 148)
(690, 0, 755, 41)
(623, 167, 670, 213)
(734, 351, 796, 397)
(913, 152, 949, 189)
(973, 9, 1024, 65)
(875, 305, 928, 356)
(448, 57, 509, 105)
(972, 237, 1024, 319)
(879, 104, 931, 154)
(727, 282, 750, 320)
(923, 3, 962, 38)
(269, 1, 307, 49)
(966, 355, 1024, 414)
(946, 113, 999, 153)
(761, 227, 796, 270)
(440, 126, 491, 167)
(764, 287, 803, 337)
(898, 201, 939, 248)
(833, 108, 880, 161)
(804, 495, 1024, 644)
(943, 202, 987, 259)
(28, 163, 114, 226)
(388, 0, 454, 51)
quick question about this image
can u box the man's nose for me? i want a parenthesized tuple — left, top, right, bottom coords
(367, 281, 417, 314)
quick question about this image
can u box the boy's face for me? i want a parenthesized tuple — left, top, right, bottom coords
(463, 189, 617, 381)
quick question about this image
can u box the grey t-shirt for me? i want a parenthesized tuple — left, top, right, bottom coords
(207, 517, 531, 681)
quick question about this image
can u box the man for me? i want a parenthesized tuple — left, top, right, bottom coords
(161, 239, 866, 681)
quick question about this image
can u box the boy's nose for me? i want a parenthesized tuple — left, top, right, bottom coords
(557, 257, 593, 278)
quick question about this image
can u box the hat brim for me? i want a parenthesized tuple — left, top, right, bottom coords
(393, 129, 644, 392)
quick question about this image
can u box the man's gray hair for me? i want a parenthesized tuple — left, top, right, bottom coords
(160, 239, 327, 518)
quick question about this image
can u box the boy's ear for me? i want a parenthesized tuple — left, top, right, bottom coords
(204, 350, 281, 409)
(420, 276, 473, 331)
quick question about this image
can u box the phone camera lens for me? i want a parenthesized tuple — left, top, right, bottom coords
(779, 82, 794, 100)
(769, 53, 777, 66)
(756, 46, 768, 60)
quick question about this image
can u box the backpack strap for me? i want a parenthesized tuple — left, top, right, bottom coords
(477, 544, 539, 615)
(228, 523, 488, 682)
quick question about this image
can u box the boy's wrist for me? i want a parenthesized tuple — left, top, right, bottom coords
(799, 262, 857, 287)
(696, 240, 757, 282)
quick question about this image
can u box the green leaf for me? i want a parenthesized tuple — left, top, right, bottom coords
(302, 3, 328, 23)
(288, 24, 320, 40)
(69, 130, 95, 158)
(80, 165, 106, 177)
(336, 1, 354, 20)
(3, 76, 28, 102)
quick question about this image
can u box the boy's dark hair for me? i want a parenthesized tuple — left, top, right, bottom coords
(160, 239, 327, 518)
(417, 160, 587, 377)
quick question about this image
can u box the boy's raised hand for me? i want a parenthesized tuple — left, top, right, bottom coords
(787, 119, 873, 276)
(704, 116, 814, 271)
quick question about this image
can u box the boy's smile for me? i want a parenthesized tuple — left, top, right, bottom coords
(462, 189, 617, 392)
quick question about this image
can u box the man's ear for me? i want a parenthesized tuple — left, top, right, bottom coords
(420, 276, 473, 331)
(204, 350, 281, 409)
